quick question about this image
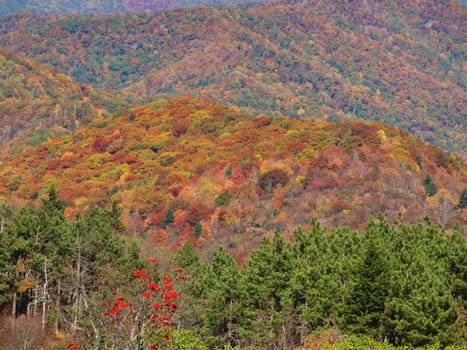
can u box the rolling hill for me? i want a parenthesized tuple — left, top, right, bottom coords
(0, 0, 465, 153)
(0, 0, 264, 16)
(0, 47, 126, 157)
(0, 97, 465, 255)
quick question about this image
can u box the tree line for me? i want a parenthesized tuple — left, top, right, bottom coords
(176, 218, 466, 349)
(0, 188, 465, 349)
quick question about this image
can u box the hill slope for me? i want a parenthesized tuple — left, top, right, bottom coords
(0, 0, 264, 16)
(0, 47, 126, 157)
(0, 0, 465, 153)
(0, 97, 465, 254)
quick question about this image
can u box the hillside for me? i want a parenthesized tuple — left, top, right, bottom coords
(0, 47, 126, 157)
(0, 0, 264, 16)
(0, 0, 465, 153)
(0, 97, 465, 255)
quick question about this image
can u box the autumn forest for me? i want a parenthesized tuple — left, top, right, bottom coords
(0, 0, 465, 349)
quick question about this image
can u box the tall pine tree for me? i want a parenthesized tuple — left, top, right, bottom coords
(343, 236, 389, 341)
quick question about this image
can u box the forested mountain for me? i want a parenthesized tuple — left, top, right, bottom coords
(0, 0, 264, 16)
(0, 1, 465, 348)
(0, 0, 465, 152)
(0, 97, 465, 256)
(0, 47, 126, 157)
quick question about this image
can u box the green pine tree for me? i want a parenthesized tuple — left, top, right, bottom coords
(343, 237, 389, 341)
(423, 175, 437, 197)
(456, 189, 467, 209)
(193, 218, 202, 237)
(163, 207, 174, 228)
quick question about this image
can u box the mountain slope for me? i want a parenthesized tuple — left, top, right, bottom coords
(0, 47, 126, 157)
(0, 0, 264, 16)
(0, 97, 465, 254)
(0, 0, 465, 153)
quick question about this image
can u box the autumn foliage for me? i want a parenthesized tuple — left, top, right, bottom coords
(0, 0, 464, 153)
(0, 97, 464, 255)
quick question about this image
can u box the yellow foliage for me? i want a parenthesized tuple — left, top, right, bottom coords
(285, 129, 301, 141)
(391, 145, 418, 171)
(47, 135, 73, 156)
(308, 130, 334, 150)
(119, 171, 134, 184)
(86, 153, 110, 169)
(377, 129, 387, 143)
(198, 178, 220, 202)
(99, 164, 130, 181)
(74, 197, 89, 207)
(295, 175, 306, 183)
(16, 277, 36, 294)
(298, 147, 317, 160)
(426, 188, 456, 208)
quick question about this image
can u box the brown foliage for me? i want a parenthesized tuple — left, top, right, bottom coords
(258, 168, 289, 193)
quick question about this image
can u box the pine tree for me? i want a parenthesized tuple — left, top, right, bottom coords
(193, 218, 202, 237)
(423, 175, 437, 197)
(162, 207, 174, 228)
(194, 248, 241, 348)
(456, 189, 467, 209)
(343, 237, 389, 341)
(240, 232, 294, 347)
(175, 242, 199, 269)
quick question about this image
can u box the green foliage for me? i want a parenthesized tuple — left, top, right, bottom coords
(154, 329, 208, 350)
(163, 207, 175, 228)
(0, 187, 141, 343)
(423, 175, 437, 197)
(457, 189, 467, 209)
(0, 185, 465, 349)
(215, 190, 233, 207)
(343, 236, 389, 340)
(177, 219, 466, 348)
(193, 218, 202, 238)
(175, 242, 199, 269)
(331, 335, 401, 350)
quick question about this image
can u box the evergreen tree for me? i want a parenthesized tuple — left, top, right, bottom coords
(188, 248, 241, 348)
(175, 242, 199, 269)
(343, 237, 389, 341)
(0, 205, 14, 308)
(423, 175, 437, 197)
(286, 222, 344, 342)
(456, 189, 467, 209)
(240, 232, 294, 348)
(385, 223, 459, 347)
(163, 207, 174, 228)
(193, 218, 202, 237)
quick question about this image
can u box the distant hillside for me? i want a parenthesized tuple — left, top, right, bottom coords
(0, 0, 465, 153)
(0, 47, 126, 157)
(0, 0, 264, 16)
(0, 97, 464, 253)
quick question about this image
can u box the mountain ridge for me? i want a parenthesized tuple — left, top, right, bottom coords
(1, 0, 465, 153)
(0, 47, 127, 157)
(0, 96, 465, 254)
(0, 0, 265, 16)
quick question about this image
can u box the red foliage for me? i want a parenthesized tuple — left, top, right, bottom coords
(98, 262, 179, 349)
(91, 137, 106, 152)
(168, 187, 180, 197)
(185, 202, 211, 226)
(255, 116, 271, 128)
(171, 120, 189, 137)
(47, 158, 62, 170)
